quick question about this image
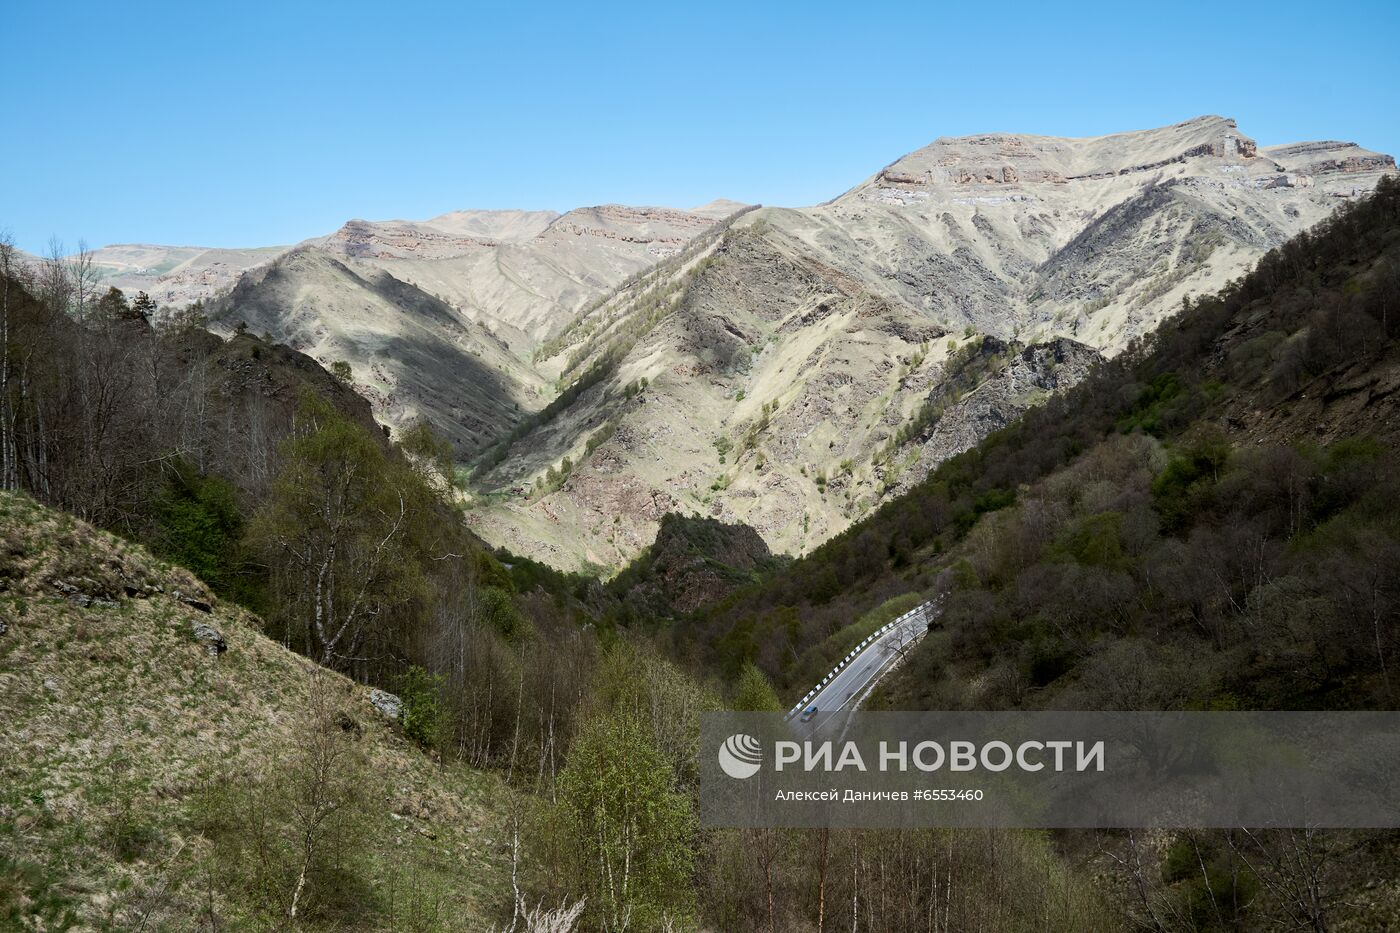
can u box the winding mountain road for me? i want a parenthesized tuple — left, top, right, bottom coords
(785, 596, 942, 739)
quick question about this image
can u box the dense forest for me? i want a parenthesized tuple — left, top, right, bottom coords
(5, 175, 1400, 931)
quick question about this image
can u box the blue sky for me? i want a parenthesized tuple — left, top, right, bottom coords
(3, 0, 1397, 253)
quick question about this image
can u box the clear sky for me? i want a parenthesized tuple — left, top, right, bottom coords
(3, 0, 1397, 254)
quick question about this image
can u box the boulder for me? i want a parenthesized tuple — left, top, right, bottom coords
(369, 689, 402, 721)
(174, 590, 214, 613)
(51, 579, 117, 609)
(191, 621, 227, 656)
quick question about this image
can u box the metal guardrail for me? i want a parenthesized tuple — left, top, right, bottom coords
(784, 599, 934, 720)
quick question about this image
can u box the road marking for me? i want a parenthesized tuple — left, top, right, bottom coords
(784, 599, 939, 722)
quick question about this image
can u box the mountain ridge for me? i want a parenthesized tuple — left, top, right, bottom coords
(463, 115, 1395, 572)
(54, 115, 1393, 574)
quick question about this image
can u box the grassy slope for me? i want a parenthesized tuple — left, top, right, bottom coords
(0, 492, 509, 931)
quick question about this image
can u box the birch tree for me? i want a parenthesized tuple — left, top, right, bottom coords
(0, 233, 19, 491)
(553, 710, 695, 932)
(250, 392, 431, 674)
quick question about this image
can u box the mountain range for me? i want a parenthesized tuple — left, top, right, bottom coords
(461, 116, 1394, 571)
(8, 99, 1400, 931)
(60, 116, 1396, 573)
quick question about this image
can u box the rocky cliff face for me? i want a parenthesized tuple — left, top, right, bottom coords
(890, 337, 1102, 498)
(464, 117, 1395, 572)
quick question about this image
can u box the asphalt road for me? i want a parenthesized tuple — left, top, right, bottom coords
(788, 596, 939, 740)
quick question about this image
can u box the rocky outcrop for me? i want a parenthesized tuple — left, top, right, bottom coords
(0, 494, 222, 647)
(325, 219, 498, 259)
(544, 205, 720, 245)
(608, 513, 784, 618)
(175, 590, 214, 613)
(369, 688, 403, 721)
(867, 118, 1266, 194)
(1261, 141, 1397, 179)
(890, 337, 1102, 497)
(191, 620, 227, 656)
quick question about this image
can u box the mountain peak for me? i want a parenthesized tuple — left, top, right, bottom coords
(858, 115, 1264, 197)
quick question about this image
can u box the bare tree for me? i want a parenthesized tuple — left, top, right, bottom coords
(287, 675, 366, 920)
(499, 814, 587, 933)
(0, 232, 19, 491)
(1227, 827, 1338, 932)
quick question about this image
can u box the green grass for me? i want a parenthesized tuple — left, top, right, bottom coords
(0, 491, 511, 931)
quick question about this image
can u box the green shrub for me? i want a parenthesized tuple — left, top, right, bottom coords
(1152, 433, 1230, 532)
(398, 666, 447, 748)
(1161, 836, 1259, 927)
(1051, 511, 1128, 570)
(481, 586, 533, 641)
(0, 852, 79, 931)
(154, 461, 253, 602)
(1117, 372, 1185, 436)
(732, 662, 781, 711)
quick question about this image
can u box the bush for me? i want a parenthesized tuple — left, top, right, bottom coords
(732, 662, 781, 711)
(1152, 432, 1230, 532)
(398, 665, 447, 748)
(1051, 511, 1129, 570)
(153, 462, 252, 602)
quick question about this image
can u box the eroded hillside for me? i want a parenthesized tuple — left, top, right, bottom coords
(213, 203, 742, 455)
(467, 117, 1395, 572)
